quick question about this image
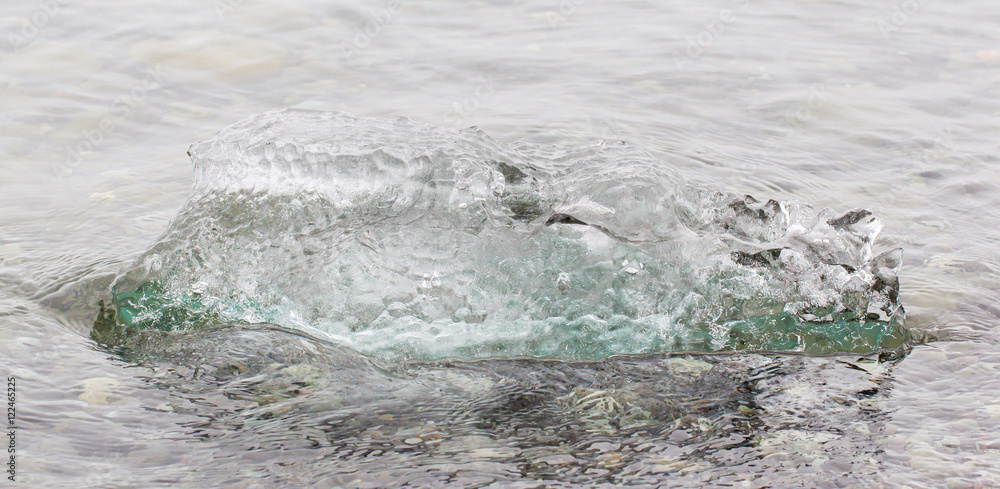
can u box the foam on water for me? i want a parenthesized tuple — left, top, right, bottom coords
(105, 109, 909, 361)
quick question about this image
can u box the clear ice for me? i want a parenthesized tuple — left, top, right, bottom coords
(108, 109, 909, 361)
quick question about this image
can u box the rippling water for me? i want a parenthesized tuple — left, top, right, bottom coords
(2, 1, 999, 488)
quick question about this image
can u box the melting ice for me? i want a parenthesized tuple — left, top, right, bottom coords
(105, 109, 909, 361)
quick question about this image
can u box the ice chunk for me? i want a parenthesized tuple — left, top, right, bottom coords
(106, 109, 910, 361)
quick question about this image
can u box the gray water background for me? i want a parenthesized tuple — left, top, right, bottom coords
(1, 0, 999, 487)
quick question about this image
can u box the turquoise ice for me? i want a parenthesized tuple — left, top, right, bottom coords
(108, 109, 910, 361)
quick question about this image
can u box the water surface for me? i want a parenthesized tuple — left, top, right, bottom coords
(2, 0, 999, 487)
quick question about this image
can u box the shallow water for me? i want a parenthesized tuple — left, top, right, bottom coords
(2, 0, 999, 487)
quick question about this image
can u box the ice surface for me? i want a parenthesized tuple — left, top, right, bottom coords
(108, 109, 909, 361)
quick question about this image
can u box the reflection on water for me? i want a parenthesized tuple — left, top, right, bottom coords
(2, 0, 1000, 487)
